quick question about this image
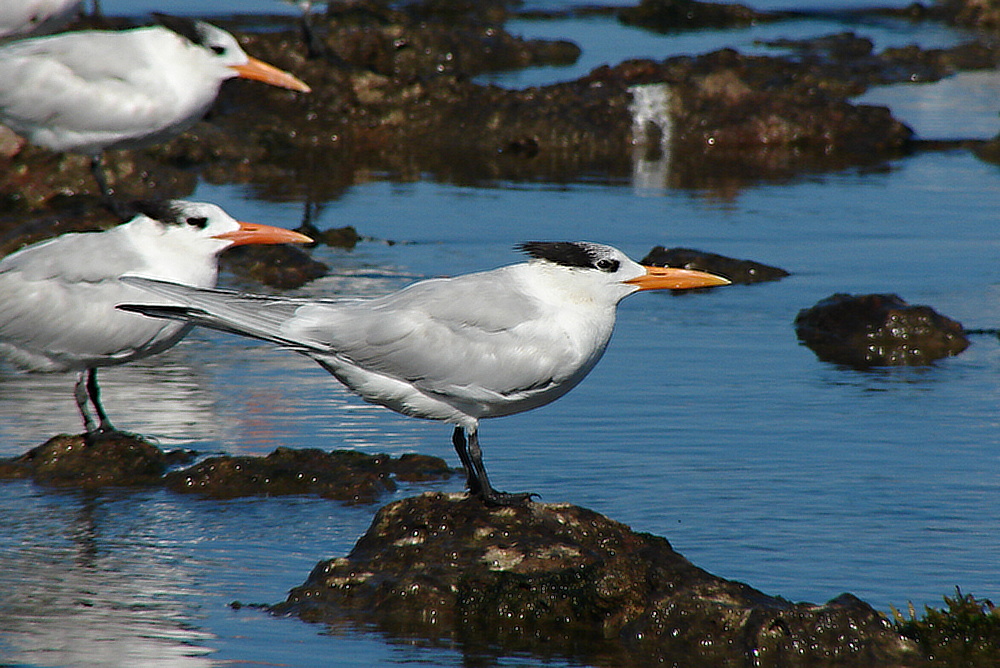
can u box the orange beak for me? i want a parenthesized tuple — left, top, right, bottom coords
(214, 222, 313, 247)
(625, 265, 731, 291)
(231, 56, 311, 93)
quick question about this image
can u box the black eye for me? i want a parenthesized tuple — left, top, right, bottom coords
(211, 45, 226, 55)
(595, 258, 619, 272)
(186, 216, 208, 229)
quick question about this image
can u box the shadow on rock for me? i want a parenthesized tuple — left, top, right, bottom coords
(0, 435, 455, 504)
(795, 293, 969, 367)
(270, 492, 920, 666)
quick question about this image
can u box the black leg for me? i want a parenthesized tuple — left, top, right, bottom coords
(89, 154, 129, 221)
(77, 368, 121, 446)
(452, 427, 481, 495)
(85, 368, 115, 434)
(453, 426, 535, 507)
(74, 370, 99, 435)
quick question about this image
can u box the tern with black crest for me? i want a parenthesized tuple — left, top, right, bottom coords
(0, 200, 312, 441)
(120, 241, 729, 505)
(0, 14, 310, 214)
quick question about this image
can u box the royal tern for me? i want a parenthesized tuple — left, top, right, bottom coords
(0, 200, 312, 441)
(0, 14, 311, 214)
(119, 241, 729, 505)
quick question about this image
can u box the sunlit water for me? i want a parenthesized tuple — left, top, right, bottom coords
(1, 3, 999, 667)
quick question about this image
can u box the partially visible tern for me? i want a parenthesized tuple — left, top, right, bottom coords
(119, 241, 729, 505)
(0, 14, 311, 215)
(0, 200, 312, 441)
(0, 0, 81, 38)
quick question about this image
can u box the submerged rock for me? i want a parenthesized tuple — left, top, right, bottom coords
(164, 447, 454, 504)
(619, 0, 775, 31)
(795, 293, 969, 367)
(0, 437, 454, 503)
(221, 244, 329, 290)
(641, 246, 790, 284)
(272, 493, 919, 665)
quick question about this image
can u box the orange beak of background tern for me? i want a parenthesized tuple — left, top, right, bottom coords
(232, 57, 312, 93)
(625, 265, 731, 291)
(214, 222, 313, 247)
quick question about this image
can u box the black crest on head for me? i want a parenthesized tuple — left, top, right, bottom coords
(154, 13, 207, 46)
(517, 242, 602, 269)
(130, 200, 186, 225)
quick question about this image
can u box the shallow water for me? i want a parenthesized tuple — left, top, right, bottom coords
(1, 3, 999, 667)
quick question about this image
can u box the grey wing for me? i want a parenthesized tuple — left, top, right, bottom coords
(289, 273, 583, 401)
(0, 256, 188, 370)
(0, 33, 171, 148)
(3, 231, 144, 282)
(122, 274, 582, 402)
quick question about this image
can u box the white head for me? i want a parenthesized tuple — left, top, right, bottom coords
(517, 241, 730, 305)
(123, 200, 312, 283)
(154, 14, 311, 92)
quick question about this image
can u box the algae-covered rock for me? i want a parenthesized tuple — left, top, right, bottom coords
(795, 293, 969, 367)
(0, 437, 454, 504)
(0, 432, 170, 487)
(272, 492, 919, 665)
(164, 447, 454, 504)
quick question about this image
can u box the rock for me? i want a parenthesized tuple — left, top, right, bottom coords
(641, 246, 789, 284)
(618, 0, 775, 31)
(271, 493, 920, 665)
(795, 293, 970, 367)
(164, 447, 455, 504)
(0, 437, 455, 504)
(221, 244, 329, 290)
(939, 0, 1000, 29)
(974, 132, 1000, 165)
(0, 432, 169, 487)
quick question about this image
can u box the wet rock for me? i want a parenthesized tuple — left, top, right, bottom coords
(272, 493, 919, 665)
(163, 447, 454, 504)
(294, 223, 362, 249)
(313, 2, 581, 79)
(641, 246, 790, 284)
(619, 0, 775, 31)
(974, 132, 1000, 165)
(939, 0, 1000, 29)
(0, 436, 454, 504)
(795, 293, 970, 367)
(0, 143, 197, 214)
(0, 433, 168, 487)
(221, 244, 330, 290)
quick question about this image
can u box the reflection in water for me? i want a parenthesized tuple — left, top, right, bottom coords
(0, 486, 213, 667)
(0, 346, 223, 454)
(628, 83, 673, 193)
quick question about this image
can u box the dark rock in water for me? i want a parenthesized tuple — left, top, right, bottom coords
(0, 432, 168, 487)
(619, 0, 776, 31)
(0, 436, 454, 504)
(795, 293, 969, 367)
(163, 447, 455, 504)
(975, 132, 1000, 165)
(271, 493, 918, 665)
(221, 244, 329, 290)
(315, 225, 361, 249)
(641, 246, 789, 284)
